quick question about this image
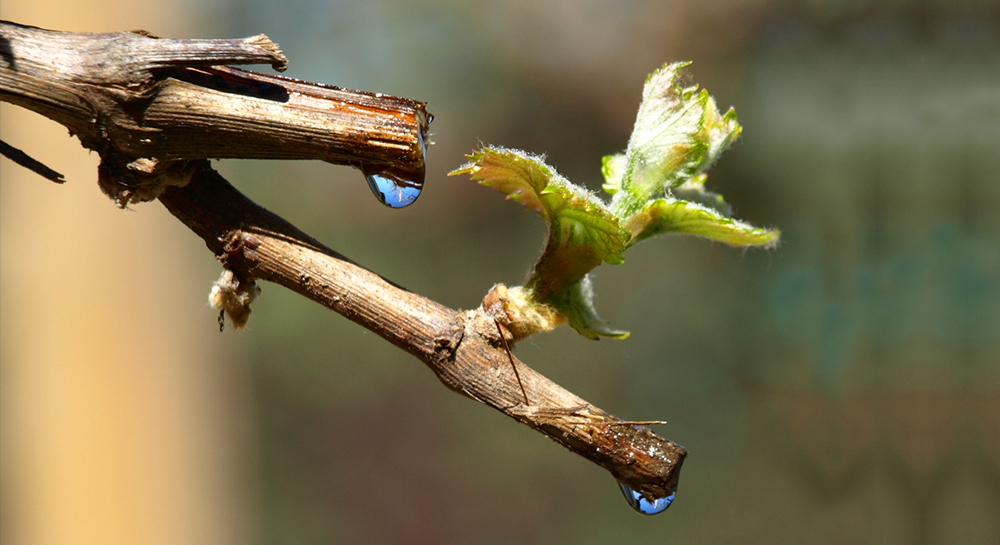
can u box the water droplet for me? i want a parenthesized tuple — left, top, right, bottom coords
(364, 168, 422, 208)
(361, 126, 427, 208)
(617, 481, 674, 515)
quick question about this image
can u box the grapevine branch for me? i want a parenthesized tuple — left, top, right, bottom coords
(0, 20, 685, 503)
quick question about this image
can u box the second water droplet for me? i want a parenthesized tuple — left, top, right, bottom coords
(617, 481, 674, 515)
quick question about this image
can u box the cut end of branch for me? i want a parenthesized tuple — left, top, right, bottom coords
(244, 34, 288, 72)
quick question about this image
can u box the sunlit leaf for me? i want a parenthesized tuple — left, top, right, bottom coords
(450, 63, 780, 342)
(450, 147, 627, 279)
(611, 62, 742, 216)
(450, 148, 630, 338)
(670, 174, 732, 217)
(601, 153, 626, 196)
(553, 276, 629, 340)
(626, 197, 779, 248)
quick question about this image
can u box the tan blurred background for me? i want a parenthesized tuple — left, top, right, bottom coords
(1, 2, 250, 544)
(2, 1, 999, 544)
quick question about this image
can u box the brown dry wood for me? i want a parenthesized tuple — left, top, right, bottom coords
(0, 21, 429, 183)
(0, 20, 685, 503)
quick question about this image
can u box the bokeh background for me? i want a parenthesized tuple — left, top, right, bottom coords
(2, 0, 998, 544)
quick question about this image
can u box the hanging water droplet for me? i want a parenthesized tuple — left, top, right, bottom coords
(617, 481, 674, 515)
(361, 125, 427, 208)
(364, 168, 422, 208)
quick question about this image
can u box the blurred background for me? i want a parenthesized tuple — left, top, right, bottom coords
(2, 0, 998, 543)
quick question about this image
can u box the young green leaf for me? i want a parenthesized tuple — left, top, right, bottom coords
(449, 147, 630, 338)
(624, 197, 779, 248)
(553, 276, 629, 340)
(611, 62, 742, 218)
(601, 153, 626, 196)
(449, 147, 627, 284)
(452, 63, 779, 343)
(670, 174, 732, 217)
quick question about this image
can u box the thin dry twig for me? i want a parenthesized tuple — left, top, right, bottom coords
(0, 138, 64, 182)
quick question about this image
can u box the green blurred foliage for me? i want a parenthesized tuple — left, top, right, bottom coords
(198, 0, 1000, 543)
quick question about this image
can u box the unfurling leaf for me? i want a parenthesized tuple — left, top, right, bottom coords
(450, 147, 627, 286)
(669, 174, 732, 217)
(611, 62, 742, 217)
(452, 62, 779, 342)
(450, 148, 630, 338)
(601, 153, 626, 196)
(554, 275, 629, 340)
(625, 197, 779, 248)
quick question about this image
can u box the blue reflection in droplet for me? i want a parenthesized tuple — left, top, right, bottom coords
(361, 127, 428, 208)
(618, 481, 674, 515)
(365, 170, 422, 208)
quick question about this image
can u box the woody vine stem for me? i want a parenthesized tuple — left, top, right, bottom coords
(1, 21, 700, 507)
